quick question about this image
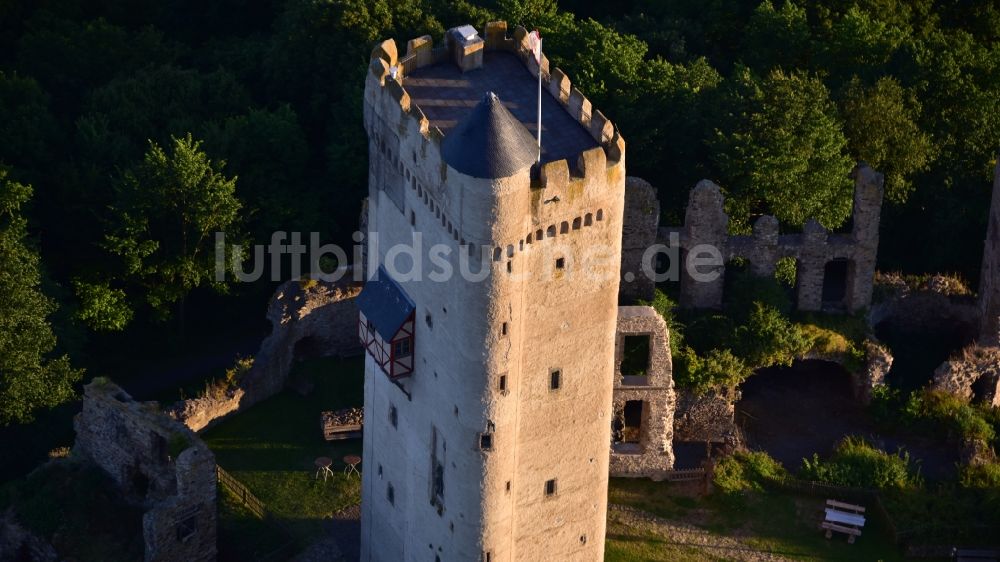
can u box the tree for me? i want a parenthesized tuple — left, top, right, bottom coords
(0, 71, 58, 180)
(840, 76, 935, 203)
(709, 67, 855, 231)
(742, 0, 811, 72)
(0, 168, 82, 425)
(98, 134, 242, 324)
(204, 105, 310, 240)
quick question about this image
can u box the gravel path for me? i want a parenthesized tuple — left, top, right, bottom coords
(608, 503, 798, 562)
(293, 504, 361, 562)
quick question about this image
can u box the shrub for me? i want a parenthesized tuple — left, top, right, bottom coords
(735, 302, 810, 368)
(800, 436, 918, 490)
(798, 323, 866, 371)
(714, 451, 789, 493)
(903, 389, 996, 443)
(675, 346, 752, 394)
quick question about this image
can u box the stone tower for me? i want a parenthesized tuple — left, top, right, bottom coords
(979, 152, 1000, 344)
(358, 22, 626, 561)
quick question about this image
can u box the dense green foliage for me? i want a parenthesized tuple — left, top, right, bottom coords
(642, 269, 859, 393)
(713, 450, 790, 493)
(0, 169, 82, 425)
(871, 386, 1000, 444)
(800, 435, 919, 490)
(0, 0, 996, 436)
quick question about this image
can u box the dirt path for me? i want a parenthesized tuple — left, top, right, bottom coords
(608, 503, 798, 561)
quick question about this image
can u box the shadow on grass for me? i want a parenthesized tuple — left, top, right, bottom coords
(204, 356, 365, 548)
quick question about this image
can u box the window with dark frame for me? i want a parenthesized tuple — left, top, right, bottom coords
(479, 432, 493, 451)
(394, 337, 411, 358)
(545, 479, 557, 496)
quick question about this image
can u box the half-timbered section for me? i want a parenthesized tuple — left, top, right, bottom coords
(357, 265, 416, 379)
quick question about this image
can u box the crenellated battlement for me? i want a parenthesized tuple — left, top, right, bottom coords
(365, 21, 624, 192)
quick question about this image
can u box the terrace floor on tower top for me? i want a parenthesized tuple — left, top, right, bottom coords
(404, 51, 600, 165)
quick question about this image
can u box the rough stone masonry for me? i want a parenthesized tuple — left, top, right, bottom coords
(74, 380, 217, 562)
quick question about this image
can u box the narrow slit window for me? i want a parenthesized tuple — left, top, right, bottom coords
(545, 479, 557, 496)
(389, 403, 398, 427)
(499, 374, 507, 392)
(387, 483, 395, 505)
(501, 322, 508, 336)
(550, 370, 561, 390)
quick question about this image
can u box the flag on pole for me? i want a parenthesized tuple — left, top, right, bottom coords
(528, 30, 542, 63)
(528, 30, 543, 162)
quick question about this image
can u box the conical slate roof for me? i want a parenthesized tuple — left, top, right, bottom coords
(440, 92, 539, 179)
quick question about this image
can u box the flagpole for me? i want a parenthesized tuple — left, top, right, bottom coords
(536, 37, 542, 163)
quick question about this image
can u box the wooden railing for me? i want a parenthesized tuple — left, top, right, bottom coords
(217, 464, 266, 518)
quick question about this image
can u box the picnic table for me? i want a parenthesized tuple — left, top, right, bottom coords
(821, 499, 866, 544)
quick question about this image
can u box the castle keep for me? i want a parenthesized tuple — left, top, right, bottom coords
(359, 21, 625, 561)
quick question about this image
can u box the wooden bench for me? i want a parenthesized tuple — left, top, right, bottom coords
(821, 499, 866, 544)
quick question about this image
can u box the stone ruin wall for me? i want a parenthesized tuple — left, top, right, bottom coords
(932, 345, 1000, 408)
(672, 387, 740, 445)
(170, 273, 363, 432)
(670, 164, 885, 313)
(610, 306, 676, 477)
(620, 177, 659, 303)
(73, 380, 216, 562)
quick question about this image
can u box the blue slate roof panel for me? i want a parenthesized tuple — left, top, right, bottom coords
(356, 266, 416, 340)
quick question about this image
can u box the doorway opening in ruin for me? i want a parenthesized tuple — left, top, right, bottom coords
(736, 360, 863, 468)
(621, 335, 650, 384)
(971, 374, 998, 405)
(821, 259, 851, 310)
(622, 400, 643, 444)
(128, 465, 150, 498)
(292, 336, 324, 362)
(774, 256, 799, 304)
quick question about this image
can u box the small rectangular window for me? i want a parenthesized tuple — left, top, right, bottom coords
(550, 370, 561, 390)
(479, 432, 493, 451)
(501, 322, 508, 336)
(545, 479, 557, 496)
(387, 483, 395, 505)
(499, 375, 507, 392)
(394, 337, 411, 358)
(410, 210, 416, 226)
(505, 480, 511, 493)
(389, 404, 398, 428)
(506, 261, 512, 273)
(555, 257, 565, 269)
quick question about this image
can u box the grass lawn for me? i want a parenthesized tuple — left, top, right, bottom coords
(608, 478, 906, 561)
(203, 356, 365, 551)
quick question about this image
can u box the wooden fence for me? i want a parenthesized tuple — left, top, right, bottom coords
(217, 464, 266, 518)
(663, 467, 707, 482)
